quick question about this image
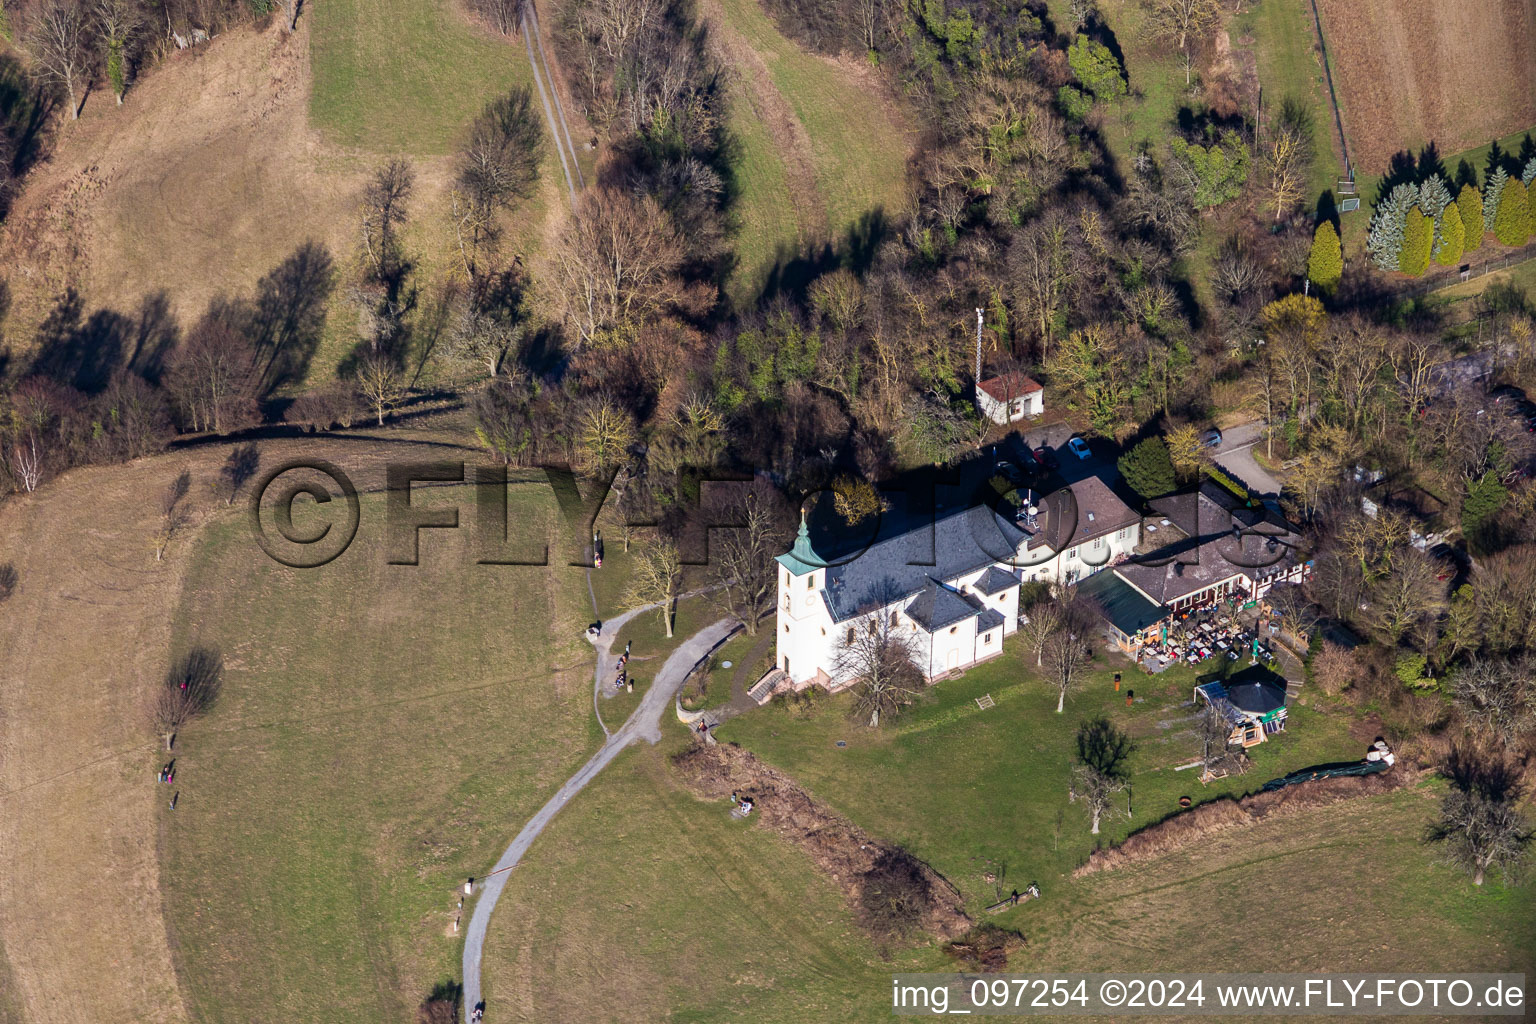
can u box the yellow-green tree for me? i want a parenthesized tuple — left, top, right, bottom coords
(1307, 221, 1343, 291)
(1435, 203, 1465, 266)
(1399, 207, 1433, 276)
(1164, 424, 1203, 476)
(1493, 176, 1532, 247)
(1458, 184, 1484, 252)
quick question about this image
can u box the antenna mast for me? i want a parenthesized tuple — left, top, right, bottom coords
(974, 308, 984, 411)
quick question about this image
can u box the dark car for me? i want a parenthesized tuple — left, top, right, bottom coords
(1489, 385, 1527, 406)
(995, 459, 1028, 484)
(1032, 446, 1058, 470)
(1199, 427, 1223, 449)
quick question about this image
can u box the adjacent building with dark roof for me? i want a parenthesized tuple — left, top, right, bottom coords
(772, 470, 1141, 688)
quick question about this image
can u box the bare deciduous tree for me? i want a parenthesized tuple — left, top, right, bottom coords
(150, 646, 223, 748)
(4, 433, 43, 492)
(834, 613, 923, 728)
(360, 159, 415, 288)
(216, 443, 260, 506)
(1016, 600, 1062, 668)
(858, 847, 931, 936)
(1071, 716, 1133, 834)
(577, 397, 636, 471)
(166, 316, 260, 434)
(1261, 121, 1310, 222)
(628, 538, 683, 637)
(1198, 702, 1245, 777)
(1142, 0, 1220, 75)
(26, 0, 91, 120)
(355, 354, 406, 426)
(710, 489, 788, 635)
(542, 187, 686, 348)
(444, 297, 524, 379)
(1427, 746, 1533, 886)
(153, 469, 191, 561)
(1042, 605, 1092, 712)
(1452, 656, 1536, 744)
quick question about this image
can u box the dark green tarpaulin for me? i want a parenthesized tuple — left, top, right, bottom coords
(1260, 759, 1390, 792)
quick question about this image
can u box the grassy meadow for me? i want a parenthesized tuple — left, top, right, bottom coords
(712, 0, 910, 300)
(310, 0, 535, 154)
(471, 638, 1536, 1020)
(160, 481, 603, 1022)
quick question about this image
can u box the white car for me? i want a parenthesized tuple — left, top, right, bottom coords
(1068, 437, 1092, 460)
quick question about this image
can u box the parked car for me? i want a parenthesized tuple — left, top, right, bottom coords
(995, 459, 1027, 484)
(1199, 427, 1223, 449)
(1033, 446, 1058, 470)
(1068, 436, 1092, 460)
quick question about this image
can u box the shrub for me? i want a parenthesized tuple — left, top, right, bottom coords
(1169, 131, 1250, 210)
(1307, 221, 1342, 291)
(859, 848, 932, 937)
(1311, 641, 1361, 696)
(1067, 34, 1126, 101)
(1458, 183, 1484, 252)
(1117, 437, 1177, 499)
(1056, 84, 1093, 122)
(1399, 206, 1433, 276)
(1435, 202, 1464, 266)
(1394, 651, 1433, 690)
(1493, 175, 1531, 247)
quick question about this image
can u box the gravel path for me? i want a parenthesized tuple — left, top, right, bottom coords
(460, 615, 739, 1017)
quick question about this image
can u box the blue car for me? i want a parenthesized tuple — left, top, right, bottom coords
(1068, 437, 1092, 460)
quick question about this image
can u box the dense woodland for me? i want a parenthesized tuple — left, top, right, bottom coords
(1, 0, 1535, 881)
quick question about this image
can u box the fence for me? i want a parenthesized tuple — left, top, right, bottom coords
(1302, 0, 1353, 180)
(1387, 242, 1536, 303)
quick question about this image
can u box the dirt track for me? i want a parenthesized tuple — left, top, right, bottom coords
(1316, 0, 1536, 171)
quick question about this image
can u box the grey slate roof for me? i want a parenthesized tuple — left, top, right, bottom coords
(904, 580, 983, 632)
(810, 499, 1028, 624)
(976, 607, 1005, 633)
(974, 565, 1020, 595)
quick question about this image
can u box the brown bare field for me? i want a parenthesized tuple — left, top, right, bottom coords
(1316, 0, 1536, 172)
(0, 15, 562, 383)
(0, 433, 497, 1024)
(0, 22, 363, 348)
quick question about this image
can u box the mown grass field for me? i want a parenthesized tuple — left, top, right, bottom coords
(710, 0, 910, 301)
(475, 639, 1535, 1020)
(160, 480, 603, 1022)
(310, 0, 535, 153)
(1237, 0, 1337, 203)
(722, 650, 1360, 892)
(480, 738, 951, 1023)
